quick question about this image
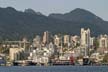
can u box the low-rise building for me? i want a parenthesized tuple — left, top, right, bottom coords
(9, 48, 24, 61)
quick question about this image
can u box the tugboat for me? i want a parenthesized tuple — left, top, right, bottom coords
(83, 56, 91, 65)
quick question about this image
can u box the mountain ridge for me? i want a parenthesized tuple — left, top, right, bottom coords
(49, 8, 103, 22)
(0, 7, 108, 40)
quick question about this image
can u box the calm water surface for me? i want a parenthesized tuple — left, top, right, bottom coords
(0, 66, 108, 72)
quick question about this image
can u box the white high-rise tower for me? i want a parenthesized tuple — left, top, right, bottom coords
(81, 28, 91, 56)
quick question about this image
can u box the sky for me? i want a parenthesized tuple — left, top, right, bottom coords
(0, 0, 108, 20)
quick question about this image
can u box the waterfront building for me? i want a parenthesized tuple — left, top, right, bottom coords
(9, 48, 24, 61)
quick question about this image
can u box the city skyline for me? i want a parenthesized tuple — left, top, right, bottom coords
(1, 28, 108, 66)
(0, 0, 108, 20)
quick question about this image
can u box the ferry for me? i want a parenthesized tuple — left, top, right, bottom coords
(51, 56, 75, 65)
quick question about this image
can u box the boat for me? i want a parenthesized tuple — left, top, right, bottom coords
(0, 56, 6, 66)
(83, 56, 92, 65)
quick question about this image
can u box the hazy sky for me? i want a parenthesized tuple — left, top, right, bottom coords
(0, 0, 108, 20)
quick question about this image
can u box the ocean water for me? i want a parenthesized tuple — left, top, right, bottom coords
(0, 66, 108, 72)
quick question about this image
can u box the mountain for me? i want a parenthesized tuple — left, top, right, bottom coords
(0, 7, 108, 40)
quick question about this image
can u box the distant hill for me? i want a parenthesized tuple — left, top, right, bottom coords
(0, 7, 108, 40)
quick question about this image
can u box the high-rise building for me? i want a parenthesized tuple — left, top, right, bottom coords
(71, 35, 80, 47)
(81, 28, 90, 47)
(90, 37, 95, 46)
(33, 35, 41, 48)
(80, 28, 91, 56)
(99, 34, 108, 48)
(42, 31, 49, 44)
(54, 35, 60, 47)
(64, 35, 70, 45)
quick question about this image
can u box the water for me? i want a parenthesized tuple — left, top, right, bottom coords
(0, 66, 108, 72)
